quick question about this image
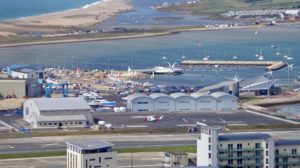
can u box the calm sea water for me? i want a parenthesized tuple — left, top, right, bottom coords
(275, 103, 300, 115)
(0, 0, 99, 20)
(0, 24, 299, 86)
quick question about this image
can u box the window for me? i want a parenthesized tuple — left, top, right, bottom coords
(228, 144, 233, 150)
(292, 149, 297, 155)
(266, 158, 268, 164)
(275, 149, 279, 155)
(209, 137, 211, 143)
(49, 123, 52, 125)
(228, 152, 233, 159)
(54, 123, 57, 125)
(266, 143, 268, 149)
(237, 144, 242, 150)
(228, 159, 233, 165)
(89, 159, 95, 161)
(79, 122, 82, 125)
(209, 145, 211, 151)
(209, 153, 211, 158)
(105, 157, 112, 160)
(255, 143, 260, 149)
(99, 157, 101, 163)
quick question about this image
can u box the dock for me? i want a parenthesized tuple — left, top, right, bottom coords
(181, 60, 287, 71)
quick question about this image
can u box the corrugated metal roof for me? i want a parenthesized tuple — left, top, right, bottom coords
(275, 139, 300, 146)
(14, 68, 36, 73)
(199, 80, 237, 92)
(27, 97, 90, 111)
(191, 92, 213, 98)
(149, 93, 170, 99)
(219, 133, 271, 141)
(66, 139, 114, 150)
(241, 80, 276, 91)
(170, 92, 190, 99)
(211, 92, 237, 99)
(240, 75, 269, 88)
(126, 93, 149, 100)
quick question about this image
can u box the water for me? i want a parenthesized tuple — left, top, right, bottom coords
(0, 24, 299, 86)
(97, 0, 239, 28)
(275, 103, 300, 115)
(0, 0, 99, 20)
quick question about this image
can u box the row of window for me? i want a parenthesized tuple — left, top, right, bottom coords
(39, 121, 83, 126)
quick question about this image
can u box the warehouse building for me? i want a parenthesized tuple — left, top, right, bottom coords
(150, 93, 175, 112)
(191, 92, 216, 111)
(0, 78, 42, 98)
(7, 64, 50, 80)
(211, 92, 238, 111)
(171, 93, 196, 112)
(126, 92, 238, 112)
(197, 124, 300, 168)
(126, 93, 154, 112)
(23, 97, 93, 128)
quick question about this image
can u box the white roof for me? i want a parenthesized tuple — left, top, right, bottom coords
(27, 97, 90, 111)
(149, 93, 170, 99)
(170, 92, 190, 99)
(66, 139, 114, 150)
(126, 93, 150, 100)
(190, 92, 212, 98)
(211, 92, 237, 99)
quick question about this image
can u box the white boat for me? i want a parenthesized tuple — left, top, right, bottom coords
(202, 56, 210, 61)
(152, 62, 183, 75)
(258, 56, 264, 60)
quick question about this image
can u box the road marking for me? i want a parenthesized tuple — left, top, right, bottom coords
(0, 145, 14, 150)
(182, 118, 189, 123)
(41, 143, 64, 148)
(126, 125, 148, 128)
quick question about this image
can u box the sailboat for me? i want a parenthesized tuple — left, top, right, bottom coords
(258, 49, 264, 60)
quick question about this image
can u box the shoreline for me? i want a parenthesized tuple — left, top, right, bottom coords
(0, 0, 133, 36)
(0, 24, 265, 48)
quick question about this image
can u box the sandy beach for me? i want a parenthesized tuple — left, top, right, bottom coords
(0, 0, 133, 36)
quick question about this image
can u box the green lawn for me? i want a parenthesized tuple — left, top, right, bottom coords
(0, 145, 197, 160)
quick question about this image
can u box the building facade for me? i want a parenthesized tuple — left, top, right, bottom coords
(23, 97, 93, 128)
(197, 124, 300, 168)
(126, 92, 238, 113)
(0, 78, 42, 98)
(66, 140, 117, 168)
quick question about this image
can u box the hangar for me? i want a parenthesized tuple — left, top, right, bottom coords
(171, 93, 196, 112)
(150, 93, 175, 112)
(126, 93, 154, 112)
(23, 97, 93, 128)
(212, 92, 238, 111)
(191, 92, 216, 111)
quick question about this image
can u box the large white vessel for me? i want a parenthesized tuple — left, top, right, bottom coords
(152, 63, 183, 75)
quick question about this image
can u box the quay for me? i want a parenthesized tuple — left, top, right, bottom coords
(181, 60, 287, 71)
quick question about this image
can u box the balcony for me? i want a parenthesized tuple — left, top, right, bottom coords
(218, 148, 263, 152)
(218, 163, 263, 167)
(276, 160, 300, 166)
(218, 155, 261, 160)
(276, 153, 300, 158)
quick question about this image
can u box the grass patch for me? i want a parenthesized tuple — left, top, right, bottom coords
(0, 145, 196, 160)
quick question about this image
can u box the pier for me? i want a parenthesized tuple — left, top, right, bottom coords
(181, 60, 287, 71)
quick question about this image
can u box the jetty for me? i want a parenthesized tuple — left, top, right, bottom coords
(181, 60, 287, 71)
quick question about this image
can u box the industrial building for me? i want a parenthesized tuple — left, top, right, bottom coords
(197, 124, 300, 168)
(126, 92, 238, 112)
(240, 75, 278, 96)
(0, 78, 42, 98)
(66, 139, 117, 168)
(23, 97, 93, 128)
(7, 64, 50, 80)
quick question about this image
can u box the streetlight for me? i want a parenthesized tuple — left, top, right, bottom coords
(287, 63, 294, 89)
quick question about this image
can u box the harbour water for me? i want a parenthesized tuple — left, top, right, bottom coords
(275, 103, 300, 115)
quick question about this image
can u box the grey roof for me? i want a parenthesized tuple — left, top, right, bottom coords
(240, 75, 269, 88)
(35, 115, 87, 122)
(170, 92, 190, 99)
(191, 92, 212, 98)
(27, 97, 90, 111)
(14, 68, 36, 73)
(275, 139, 300, 146)
(211, 92, 237, 99)
(219, 133, 271, 141)
(199, 80, 237, 92)
(240, 80, 276, 91)
(126, 93, 150, 100)
(66, 139, 114, 150)
(149, 93, 170, 99)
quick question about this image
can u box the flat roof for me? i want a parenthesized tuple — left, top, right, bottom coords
(219, 133, 271, 141)
(66, 139, 114, 150)
(27, 97, 90, 111)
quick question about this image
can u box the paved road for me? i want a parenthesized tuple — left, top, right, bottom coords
(0, 152, 168, 168)
(0, 134, 197, 154)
